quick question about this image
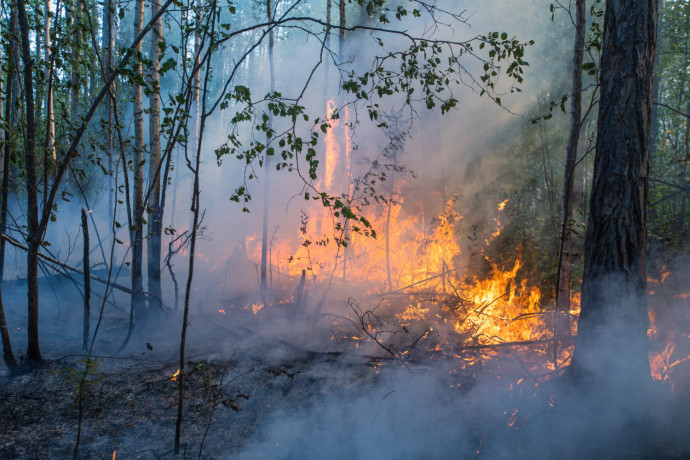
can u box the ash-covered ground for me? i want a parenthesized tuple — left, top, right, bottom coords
(1, 276, 690, 459)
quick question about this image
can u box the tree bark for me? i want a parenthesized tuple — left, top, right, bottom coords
(71, 0, 84, 118)
(18, 0, 44, 363)
(0, 284, 17, 368)
(573, 0, 658, 380)
(0, 3, 19, 284)
(339, 0, 345, 60)
(176, 5, 215, 447)
(556, 0, 586, 316)
(131, 0, 146, 332)
(147, 0, 164, 315)
(81, 208, 90, 351)
(260, 0, 276, 291)
(103, 0, 116, 217)
(43, 0, 55, 203)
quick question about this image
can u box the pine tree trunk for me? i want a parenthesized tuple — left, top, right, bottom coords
(573, 0, 658, 381)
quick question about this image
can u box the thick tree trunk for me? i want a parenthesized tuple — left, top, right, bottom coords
(147, 0, 164, 314)
(18, 0, 44, 363)
(573, 0, 658, 381)
(556, 0, 586, 316)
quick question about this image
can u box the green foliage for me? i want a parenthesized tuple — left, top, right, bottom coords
(649, 0, 690, 258)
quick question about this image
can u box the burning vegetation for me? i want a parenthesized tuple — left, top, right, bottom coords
(2, 0, 690, 458)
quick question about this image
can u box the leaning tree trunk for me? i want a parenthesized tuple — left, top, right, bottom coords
(556, 0, 586, 316)
(553, 0, 586, 370)
(18, 0, 44, 363)
(572, 0, 658, 381)
(175, 8, 215, 447)
(147, 0, 164, 315)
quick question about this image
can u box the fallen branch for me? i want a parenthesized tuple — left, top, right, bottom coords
(454, 336, 575, 351)
(386, 267, 461, 294)
(1, 233, 162, 304)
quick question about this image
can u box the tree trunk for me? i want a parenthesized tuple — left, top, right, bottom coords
(260, 0, 276, 292)
(103, 0, 116, 217)
(649, 0, 664, 157)
(147, 0, 164, 315)
(339, 0, 345, 60)
(385, 151, 397, 292)
(71, 0, 84, 118)
(18, 0, 44, 363)
(0, 3, 19, 284)
(176, 7, 215, 446)
(131, 0, 146, 329)
(81, 208, 91, 351)
(555, 0, 585, 341)
(43, 0, 55, 202)
(677, 99, 690, 252)
(0, 285, 17, 369)
(192, 0, 202, 150)
(572, 0, 658, 381)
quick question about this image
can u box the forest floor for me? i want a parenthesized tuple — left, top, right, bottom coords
(0, 336, 390, 459)
(2, 277, 690, 459)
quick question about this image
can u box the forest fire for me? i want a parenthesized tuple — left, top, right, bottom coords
(219, 93, 690, 388)
(235, 134, 576, 376)
(1, 0, 688, 456)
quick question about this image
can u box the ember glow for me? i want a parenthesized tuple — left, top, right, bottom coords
(232, 104, 582, 379)
(230, 102, 682, 386)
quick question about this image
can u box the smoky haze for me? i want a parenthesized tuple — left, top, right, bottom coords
(2, 0, 687, 458)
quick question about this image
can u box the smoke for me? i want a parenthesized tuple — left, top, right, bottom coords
(3, 1, 689, 458)
(229, 307, 690, 459)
